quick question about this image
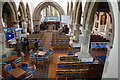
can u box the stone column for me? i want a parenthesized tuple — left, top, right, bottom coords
(75, 24, 81, 41)
(28, 19, 32, 33)
(0, 2, 11, 56)
(70, 24, 74, 35)
(21, 20, 27, 33)
(13, 21, 19, 29)
(77, 30, 93, 61)
(12, 21, 19, 38)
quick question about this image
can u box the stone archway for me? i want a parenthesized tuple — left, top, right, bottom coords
(18, 2, 27, 33)
(81, 1, 118, 78)
(33, 1, 65, 20)
(32, 1, 65, 32)
(2, 2, 18, 28)
(83, 2, 115, 47)
(75, 1, 82, 25)
(18, 2, 26, 20)
(73, 1, 82, 41)
(0, 1, 18, 55)
(26, 3, 31, 33)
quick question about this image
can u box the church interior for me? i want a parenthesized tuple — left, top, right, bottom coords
(0, 0, 119, 80)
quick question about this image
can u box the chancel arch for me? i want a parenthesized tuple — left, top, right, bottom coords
(32, 1, 65, 32)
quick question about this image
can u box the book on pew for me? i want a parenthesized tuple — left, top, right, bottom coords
(81, 58, 94, 62)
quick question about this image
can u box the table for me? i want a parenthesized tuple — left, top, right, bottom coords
(35, 51, 46, 56)
(4, 55, 17, 62)
(9, 68, 26, 78)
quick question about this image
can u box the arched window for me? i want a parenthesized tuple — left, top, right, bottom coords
(100, 13, 107, 25)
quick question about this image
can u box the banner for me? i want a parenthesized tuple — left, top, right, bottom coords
(4, 27, 14, 40)
(43, 16, 60, 22)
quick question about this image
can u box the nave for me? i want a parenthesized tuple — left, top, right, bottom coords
(1, 31, 107, 80)
(0, 0, 119, 80)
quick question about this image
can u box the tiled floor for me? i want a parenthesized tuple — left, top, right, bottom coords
(34, 62, 49, 79)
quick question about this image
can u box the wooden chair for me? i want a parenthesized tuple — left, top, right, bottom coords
(4, 64, 13, 73)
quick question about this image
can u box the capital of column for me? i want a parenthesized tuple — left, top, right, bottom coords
(83, 29, 91, 35)
(20, 19, 26, 22)
(12, 21, 19, 29)
(12, 20, 19, 24)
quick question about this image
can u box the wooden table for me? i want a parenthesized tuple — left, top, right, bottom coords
(4, 55, 17, 62)
(35, 51, 46, 56)
(9, 68, 26, 78)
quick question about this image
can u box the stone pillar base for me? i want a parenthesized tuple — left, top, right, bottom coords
(76, 52, 94, 62)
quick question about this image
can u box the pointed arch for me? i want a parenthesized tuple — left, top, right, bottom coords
(18, 2, 26, 20)
(83, 1, 115, 44)
(82, 1, 118, 78)
(26, 3, 31, 20)
(2, 2, 18, 23)
(33, 1, 65, 20)
(75, 1, 82, 24)
(73, 0, 79, 24)
(26, 3, 32, 33)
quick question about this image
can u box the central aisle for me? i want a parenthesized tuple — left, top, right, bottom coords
(43, 32, 53, 51)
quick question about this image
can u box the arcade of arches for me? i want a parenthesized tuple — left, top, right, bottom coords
(0, 0, 119, 80)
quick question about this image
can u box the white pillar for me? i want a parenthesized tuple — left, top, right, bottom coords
(77, 30, 93, 61)
(75, 24, 81, 41)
